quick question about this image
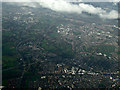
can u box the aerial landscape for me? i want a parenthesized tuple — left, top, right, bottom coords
(2, 0, 120, 89)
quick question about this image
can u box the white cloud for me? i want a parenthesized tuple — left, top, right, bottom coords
(3, 0, 31, 2)
(2, 0, 120, 2)
(38, 0, 82, 13)
(100, 10, 118, 19)
(79, 3, 106, 15)
(2, 0, 119, 19)
(79, 3, 118, 19)
(38, 0, 118, 19)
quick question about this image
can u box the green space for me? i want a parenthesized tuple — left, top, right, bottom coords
(83, 45, 116, 56)
(3, 56, 19, 69)
(41, 39, 74, 58)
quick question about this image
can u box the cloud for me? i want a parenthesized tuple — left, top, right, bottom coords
(3, 0, 120, 2)
(2, 0, 119, 19)
(3, 0, 31, 2)
(38, 0, 118, 19)
(79, 3, 118, 19)
(79, 3, 106, 15)
(100, 10, 118, 19)
(38, 0, 82, 13)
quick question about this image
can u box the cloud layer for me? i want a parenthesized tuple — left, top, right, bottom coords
(3, 0, 120, 2)
(38, 0, 118, 19)
(3, 0, 119, 19)
(79, 3, 118, 19)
